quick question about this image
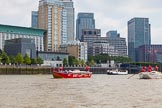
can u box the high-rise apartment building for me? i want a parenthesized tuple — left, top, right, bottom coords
(76, 13, 95, 40)
(128, 18, 151, 62)
(60, 0, 75, 42)
(106, 31, 127, 57)
(38, 0, 74, 52)
(31, 11, 38, 28)
(38, 0, 63, 52)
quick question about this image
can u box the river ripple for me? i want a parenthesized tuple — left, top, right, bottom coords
(0, 74, 162, 108)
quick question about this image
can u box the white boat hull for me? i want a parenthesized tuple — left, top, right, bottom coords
(107, 70, 128, 75)
(139, 71, 162, 79)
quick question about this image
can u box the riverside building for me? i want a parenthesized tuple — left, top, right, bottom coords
(60, 40, 88, 62)
(106, 30, 127, 57)
(76, 13, 95, 41)
(92, 40, 118, 56)
(0, 24, 45, 51)
(38, 0, 74, 52)
(4, 38, 36, 58)
(128, 17, 151, 62)
(81, 29, 101, 55)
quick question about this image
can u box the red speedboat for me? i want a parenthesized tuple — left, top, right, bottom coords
(51, 67, 92, 78)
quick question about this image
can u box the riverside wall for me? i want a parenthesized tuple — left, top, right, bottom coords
(0, 66, 141, 75)
(0, 66, 51, 75)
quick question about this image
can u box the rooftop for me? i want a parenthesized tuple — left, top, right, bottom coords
(0, 24, 46, 37)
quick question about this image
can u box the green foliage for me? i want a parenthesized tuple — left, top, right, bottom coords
(112, 56, 131, 63)
(63, 58, 68, 66)
(23, 54, 31, 65)
(68, 56, 75, 66)
(129, 62, 161, 67)
(31, 58, 37, 65)
(80, 60, 85, 66)
(88, 55, 94, 62)
(37, 56, 43, 65)
(0, 50, 43, 65)
(16, 53, 24, 65)
(9, 55, 16, 64)
(1, 51, 10, 64)
(88, 54, 131, 64)
(0, 49, 2, 55)
(87, 60, 96, 66)
(68, 56, 86, 66)
(94, 54, 109, 63)
(73, 59, 79, 65)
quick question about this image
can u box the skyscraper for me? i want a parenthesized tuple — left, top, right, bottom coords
(76, 13, 95, 40)
(31, 11, 38, 28)
(38, 0, 74, 52)
(60, 0, 75, 42)
(128, 17, 151, 62)
(38, 0, 64, 52)
(106, 31, 127, 57)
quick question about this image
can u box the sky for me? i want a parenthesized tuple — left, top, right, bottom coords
(0, 0, 162, 44)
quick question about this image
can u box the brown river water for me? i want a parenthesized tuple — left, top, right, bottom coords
(0, 74, 162, 108)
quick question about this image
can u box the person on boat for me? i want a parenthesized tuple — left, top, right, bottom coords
(58, 67, 64, 72)
(148, 65, 152, 72)
(155, 65, 159, 71)
(85, 65, 89, 71)
(141, 66, 146, 72)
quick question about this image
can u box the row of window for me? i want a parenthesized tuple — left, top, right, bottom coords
(0, 33, 44, 51)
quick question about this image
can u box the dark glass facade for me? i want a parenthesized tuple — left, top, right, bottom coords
(128, 18, 151, 62)
(76, 13, 95, 40)
(31, 11, 38, 28)
(4, 38, 36, 58)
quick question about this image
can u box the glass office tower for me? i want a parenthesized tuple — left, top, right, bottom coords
(31, 11, 38, 28)
(61, 0, 75, 42)
(76, 13, 95, 41)
(128, 18, 151, 62)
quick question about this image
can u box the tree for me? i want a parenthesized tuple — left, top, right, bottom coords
(73, 58, 79, 66)
(37, 56, 43, 65)
(63, 58, 68, 66)
(31, 58, 37, 65)
(0, 49, 3, 64)
(88, 54, 131, 64)
(68, 56, 75, 66)
(80, 60, 85, 66)
(88, 55, 94, 62)
(23, 54, 31, 65)
(0, 49, 2, 55)
(88, 60, 96, 66)
(9, 55, 16, 65)
(16, 53, 23, 65)
(1, 51, 10, 64)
